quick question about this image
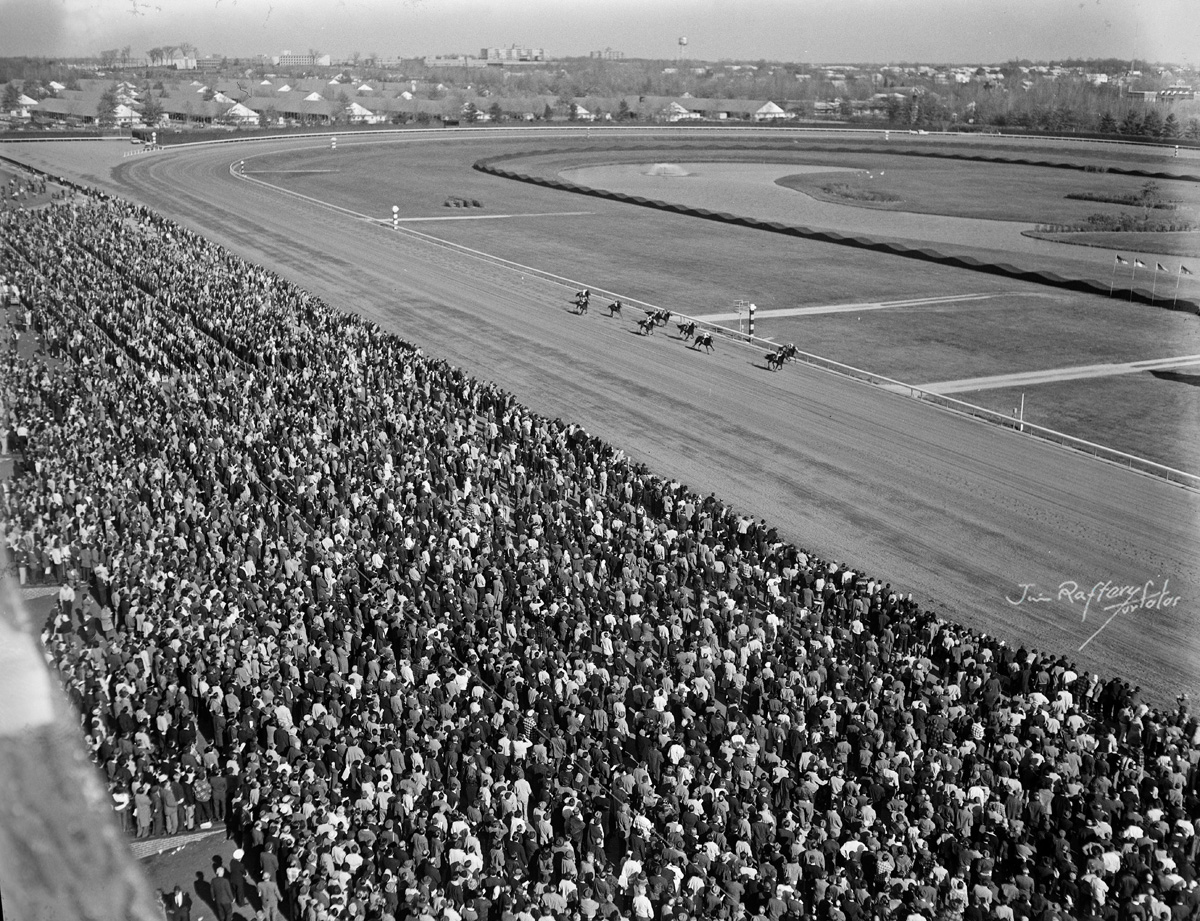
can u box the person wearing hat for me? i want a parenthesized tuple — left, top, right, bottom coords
(229, 847, 250, 905)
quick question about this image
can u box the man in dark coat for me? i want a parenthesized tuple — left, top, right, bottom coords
(210, 867, 235, 921)
(163, 886, 192, 921)
(229, 848, 250, 905)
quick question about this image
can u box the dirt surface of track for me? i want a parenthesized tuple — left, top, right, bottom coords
(6, 135, 1198, 703)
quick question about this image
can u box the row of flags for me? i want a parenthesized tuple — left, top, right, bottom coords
(1115, 255, 1193, 276)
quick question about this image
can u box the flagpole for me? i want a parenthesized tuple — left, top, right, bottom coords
(1129, 261, 1137, 302)
(1109, 256, 1119, 296)
(1175, 269, 1183, 307)
(1152, 264, 1159, 302)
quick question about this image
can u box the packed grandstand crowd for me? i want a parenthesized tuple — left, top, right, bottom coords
(1, 176, 1199, 921)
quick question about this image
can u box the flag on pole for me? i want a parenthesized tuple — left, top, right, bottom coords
(1157, 263, 1168, 272)
(1115, 255, 1129, 265)
(1134, 259, 1147, 268)
(1182, 265, 1194, 276)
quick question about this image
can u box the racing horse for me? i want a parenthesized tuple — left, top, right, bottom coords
(607, 300, 623, 318)
(636, 316, 656, 336)
(573, 289, 590, 314)
(650, 308, 672, 327)
(767, 342, 798, 371)
(692, 332, 715, 353)
(676, 321, 697, 340)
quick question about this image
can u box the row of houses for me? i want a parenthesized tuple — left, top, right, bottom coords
(4, 76, 805, 128)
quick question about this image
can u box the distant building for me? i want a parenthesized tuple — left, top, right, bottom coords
(273, 51, 333, 68)
(1160, 84, 1195, 100)
(589, 48, 625, 60)
(424, 55, 489, 69)
(479, 46, 545, 64)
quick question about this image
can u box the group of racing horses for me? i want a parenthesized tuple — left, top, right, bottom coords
(573, 289, 796, 367)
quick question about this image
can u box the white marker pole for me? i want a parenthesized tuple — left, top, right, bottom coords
(392, 205, 399, 230)
(748, 303, 756, 339)
(331, 135, 337, 150)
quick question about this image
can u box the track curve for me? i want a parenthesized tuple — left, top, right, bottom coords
(12, 134, 1199, 702)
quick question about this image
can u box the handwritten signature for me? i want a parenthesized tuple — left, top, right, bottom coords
(1007, 580, 1181, 650)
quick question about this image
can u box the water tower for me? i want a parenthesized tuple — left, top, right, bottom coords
(678, 36, 687, 62)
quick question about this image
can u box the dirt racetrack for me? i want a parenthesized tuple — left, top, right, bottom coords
(5, 132, 1198, 704)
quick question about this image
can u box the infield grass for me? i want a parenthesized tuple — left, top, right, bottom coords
(771, 160, 1199, 226)
(749, 290, 1200, 385)
(964, 373, 1200, 475)
(1026, 230, 1200, 259)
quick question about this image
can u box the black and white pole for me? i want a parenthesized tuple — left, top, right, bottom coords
(748, 302, 756, 339)
(392, 205, 399, 231)
(151, 131, 156, 147)
(331, 136, 337, 150)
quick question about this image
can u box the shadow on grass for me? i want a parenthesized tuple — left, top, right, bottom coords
(1150, 370, 1200, 387)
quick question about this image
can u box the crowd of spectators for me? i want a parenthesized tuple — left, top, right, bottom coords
(1, 179, 1198, 921)
(1, 167, 50, 209)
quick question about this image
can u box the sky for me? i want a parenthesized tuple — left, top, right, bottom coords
(1, 0, 1197, 66)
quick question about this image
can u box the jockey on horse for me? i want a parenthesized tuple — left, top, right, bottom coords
(676, 321, 697, 340)
(574, 289, 590, 313)
(692, 332, 715, 353)
(607, 300, 623, 317)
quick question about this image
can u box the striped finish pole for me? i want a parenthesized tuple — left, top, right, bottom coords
(392, 205, 399, 230)
(331, 136, 337, 150)
(748, 302, 756, 338)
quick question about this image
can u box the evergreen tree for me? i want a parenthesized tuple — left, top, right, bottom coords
(1186, 118, 1200, 140)
(97, 83, 120, 127)
(1162, 112, 1180, 138)
(2, 82, 20, 112)
(1140, 108, 1164, 137)
(1097, 111, 1116, 134)
(1119, 110, 1142, 135)
(140, 93, 163, 127)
